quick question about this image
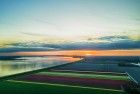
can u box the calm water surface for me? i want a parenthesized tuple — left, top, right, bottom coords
(0, 56, 81, 77)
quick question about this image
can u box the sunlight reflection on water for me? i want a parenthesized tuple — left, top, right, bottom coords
(0, 56, 81, 77)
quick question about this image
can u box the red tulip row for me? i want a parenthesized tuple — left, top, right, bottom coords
(17, 74, 130, 90)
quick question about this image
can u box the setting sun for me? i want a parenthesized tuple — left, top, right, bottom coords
(85, 53, 92, 56)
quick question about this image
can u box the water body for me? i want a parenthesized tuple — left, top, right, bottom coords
(0, 56, 81, 77)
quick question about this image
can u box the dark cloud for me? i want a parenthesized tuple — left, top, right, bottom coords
(0, 47, 59, 53)
(86, 35, 130, 42)
(97, 36, 129, 41)
(42, 35, 140, 50)
(51, 40, 140, 50)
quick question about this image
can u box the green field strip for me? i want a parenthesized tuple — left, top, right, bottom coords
(7, 80, 124, 93)
(2, 80, 124, 94)
(50, 69, 126, 76)
(36, 72, 130, 81)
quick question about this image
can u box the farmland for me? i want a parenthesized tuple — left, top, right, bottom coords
(0, 56, 140, 94)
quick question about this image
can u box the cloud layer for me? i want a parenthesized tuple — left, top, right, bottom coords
(0, 35, 140, 53)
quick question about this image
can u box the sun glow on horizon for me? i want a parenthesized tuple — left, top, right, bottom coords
(85, 53, 93, 56)
(0, 49, 140, 56)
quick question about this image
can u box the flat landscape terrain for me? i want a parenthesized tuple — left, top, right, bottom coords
(0, 56, 140, 94)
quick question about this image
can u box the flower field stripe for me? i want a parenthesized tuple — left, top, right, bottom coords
(17, 74, 128, 89)
(7, 80, 124, 92)
(36, 72, 130, 81)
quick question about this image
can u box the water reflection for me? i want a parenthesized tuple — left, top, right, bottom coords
(0, 56, 81, 77)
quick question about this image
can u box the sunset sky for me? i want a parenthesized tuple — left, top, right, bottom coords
(0, 0, 140, 56)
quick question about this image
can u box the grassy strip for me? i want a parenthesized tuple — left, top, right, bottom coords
(6, 80, 124, 93)
(0, 80, 125, 94)
(36, 72, 130, 81)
